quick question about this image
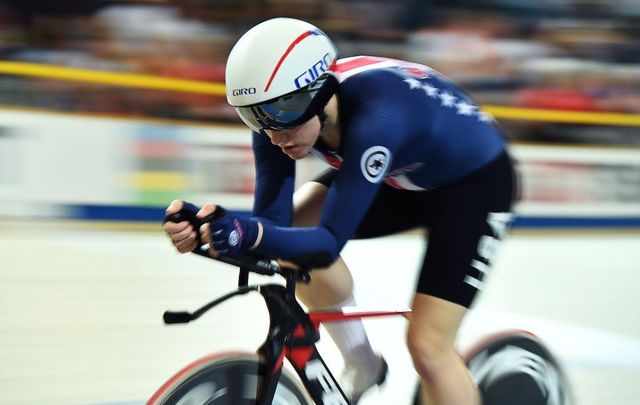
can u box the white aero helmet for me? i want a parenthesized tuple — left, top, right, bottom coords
(225, 18, 338, 132)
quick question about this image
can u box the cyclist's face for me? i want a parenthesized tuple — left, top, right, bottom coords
(265, 117, 321, 160)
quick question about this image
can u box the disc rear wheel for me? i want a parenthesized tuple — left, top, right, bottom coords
(465, 331, 573, 405)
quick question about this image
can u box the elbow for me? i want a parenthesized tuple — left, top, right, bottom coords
(290, 249, 339, 269)
(291, 231, 341, 268)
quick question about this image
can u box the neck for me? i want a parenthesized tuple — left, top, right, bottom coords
(320, 95, 340, 150)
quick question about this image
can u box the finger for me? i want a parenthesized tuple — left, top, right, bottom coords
(171, 225, 196, 244)
(174, 232, 197, 253)
(163, 220, 190, 234)
(197, 202, 216, 220)
(200, 222, 212, 244)
(207, 244, 219, 258)
(208, 235, 225, 257)
(165, 199, 184, 215)
(176, 242, 197, 254)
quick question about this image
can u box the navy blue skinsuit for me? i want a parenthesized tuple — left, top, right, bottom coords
(248, 57, 513, 306)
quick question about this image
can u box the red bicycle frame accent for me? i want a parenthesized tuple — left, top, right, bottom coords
(269, 308, 411, 405)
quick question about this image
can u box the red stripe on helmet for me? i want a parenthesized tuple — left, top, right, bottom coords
(264, 30, 316, 93)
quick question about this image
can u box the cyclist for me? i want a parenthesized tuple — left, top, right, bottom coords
(164, 17, 517, 405)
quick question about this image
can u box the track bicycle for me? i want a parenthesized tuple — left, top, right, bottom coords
(149, 210, 573, 405)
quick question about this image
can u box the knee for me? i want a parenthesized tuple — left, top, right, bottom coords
(406, 326, 457, 381)
(295, 257, 353, 309)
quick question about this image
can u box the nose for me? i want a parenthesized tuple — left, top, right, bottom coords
(270, 130, 290, 145)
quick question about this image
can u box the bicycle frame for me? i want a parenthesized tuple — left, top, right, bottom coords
(255, 283, 409, 405)
(161, 254, 410, 405)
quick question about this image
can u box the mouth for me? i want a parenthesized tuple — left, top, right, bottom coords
(282, 144, 301, 154)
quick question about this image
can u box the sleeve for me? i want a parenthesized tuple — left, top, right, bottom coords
(252, 99, 409, 267)
(251, 131, 295, 226)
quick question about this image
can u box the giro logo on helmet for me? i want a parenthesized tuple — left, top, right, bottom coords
(294, 53, 333, 89)
(232, 87, 257, 96)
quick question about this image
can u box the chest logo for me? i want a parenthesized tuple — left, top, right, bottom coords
(360, 146, 391, 183)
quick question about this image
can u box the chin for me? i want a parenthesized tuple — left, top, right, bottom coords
(284, 147, 310, 160)
(288, 152, 308, 160)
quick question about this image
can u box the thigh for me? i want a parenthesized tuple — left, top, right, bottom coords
(353, 184, 431, 239)
(292, 180, 330, 227)
(417, 152, 517, 308)
(292, 172, 353, 304)
(408, 293, 468, 351)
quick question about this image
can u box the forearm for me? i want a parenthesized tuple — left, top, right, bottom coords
(253, 222, 341, 268)
(252, 132, 295, 226)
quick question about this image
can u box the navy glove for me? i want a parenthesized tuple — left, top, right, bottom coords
(208, 207, 261, 255)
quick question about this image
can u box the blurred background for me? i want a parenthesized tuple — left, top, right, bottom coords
(1, 0, 639, 223)
(0, 1, 639, 405)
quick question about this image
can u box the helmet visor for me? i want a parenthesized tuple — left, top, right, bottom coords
(234, 76, 330, 132)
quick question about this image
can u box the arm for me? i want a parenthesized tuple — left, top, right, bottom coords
(251, 130, 295, 226)
(252, 99, 407, 267)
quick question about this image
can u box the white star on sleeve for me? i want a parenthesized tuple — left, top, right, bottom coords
(403, 77, 422, 89)
(439, 91, 456, 107)
(422, 83, 439, 98)
(455, 101, 476, 116)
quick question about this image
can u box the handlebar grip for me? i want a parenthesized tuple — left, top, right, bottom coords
(164, 204, 228, 253)
(163, 204, 228, 229)
(163, 311, 192, 324)
(163, 206, 309, 281)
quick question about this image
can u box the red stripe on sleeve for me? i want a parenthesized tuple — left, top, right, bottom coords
(332, 56, 387, 73)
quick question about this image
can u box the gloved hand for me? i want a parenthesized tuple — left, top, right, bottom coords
(163, 200, 202, 253)
(199, 203, 261, 256)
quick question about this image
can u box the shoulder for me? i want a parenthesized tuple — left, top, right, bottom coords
(330, 56, 438, 104)
(330, 56, 436, 86)
(330, 57, 401, 89)
(334, 68, 409, 110)
(336, 70, 403, 92)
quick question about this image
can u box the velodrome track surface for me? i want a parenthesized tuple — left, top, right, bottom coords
(1, 222, 639, 405)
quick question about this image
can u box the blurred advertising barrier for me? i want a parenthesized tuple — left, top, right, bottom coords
(2, 61, 640, 127)
(0, 108, 639, 229)
(511, 145, 640, 228)
(0, 108, 252, 222)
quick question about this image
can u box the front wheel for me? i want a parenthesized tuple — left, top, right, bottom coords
(148, 352, 312, 405)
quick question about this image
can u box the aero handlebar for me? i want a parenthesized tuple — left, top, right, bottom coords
(164, 207, 311, 281)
